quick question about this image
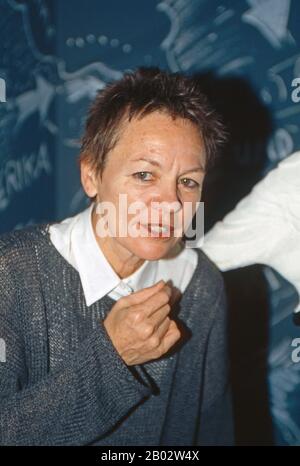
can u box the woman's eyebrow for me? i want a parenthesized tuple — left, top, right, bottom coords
(131, 157, 205, 173)
(181, 166, 205, 175)
(131, 157, 162, 167)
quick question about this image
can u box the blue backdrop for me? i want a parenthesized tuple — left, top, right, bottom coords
(0, 0, 300, 445)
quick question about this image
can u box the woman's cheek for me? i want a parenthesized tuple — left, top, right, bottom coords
(126, 185, 155, 204)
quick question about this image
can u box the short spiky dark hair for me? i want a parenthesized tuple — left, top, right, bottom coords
(79, 67, 226, 175)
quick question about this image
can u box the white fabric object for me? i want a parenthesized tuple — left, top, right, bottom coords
(49, 202, 198, 307)
(201, 151, 300, 311)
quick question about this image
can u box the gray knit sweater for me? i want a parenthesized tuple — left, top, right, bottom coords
(0, 224, 234, 446)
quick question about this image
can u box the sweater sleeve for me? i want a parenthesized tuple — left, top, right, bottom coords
(196, 278, 235, 446)
(0, 257, 152, 446)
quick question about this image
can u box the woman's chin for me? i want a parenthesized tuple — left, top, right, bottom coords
(128, 237, 179, 261)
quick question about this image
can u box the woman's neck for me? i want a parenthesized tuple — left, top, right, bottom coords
(91, 208, 145, 279)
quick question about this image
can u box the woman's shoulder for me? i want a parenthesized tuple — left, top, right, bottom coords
(176, 247, 226, 329)
(0, 223, 50, 262)
(175, 241, 223, 284)
(184, 247, 225, 300)
(164, 241, 224, 300)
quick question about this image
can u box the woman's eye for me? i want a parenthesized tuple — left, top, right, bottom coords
(179, 178, 199, 189)
(133, 171, 153, 181)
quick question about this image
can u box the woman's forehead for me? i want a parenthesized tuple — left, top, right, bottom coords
(110, 112, 205, 159)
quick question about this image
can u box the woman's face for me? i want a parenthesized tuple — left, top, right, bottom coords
(82, 111, 206, 262)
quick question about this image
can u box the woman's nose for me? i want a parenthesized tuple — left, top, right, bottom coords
(150, 183, 183, 215)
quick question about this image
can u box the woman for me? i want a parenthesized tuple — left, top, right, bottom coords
(0, 67, 233, 445)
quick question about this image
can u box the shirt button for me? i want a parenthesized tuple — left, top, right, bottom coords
(120, 282, 133, 293)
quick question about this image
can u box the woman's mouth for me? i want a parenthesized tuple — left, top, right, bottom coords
(140, 223, 174, 238)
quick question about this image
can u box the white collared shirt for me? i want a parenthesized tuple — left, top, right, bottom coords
(49, 202, 198, 307)
(201, 151, 300, 311)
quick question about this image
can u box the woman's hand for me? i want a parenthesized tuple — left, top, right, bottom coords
(103, 280, 181, 365)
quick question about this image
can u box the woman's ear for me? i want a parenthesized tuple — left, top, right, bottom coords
(80, 159, 98, 198)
